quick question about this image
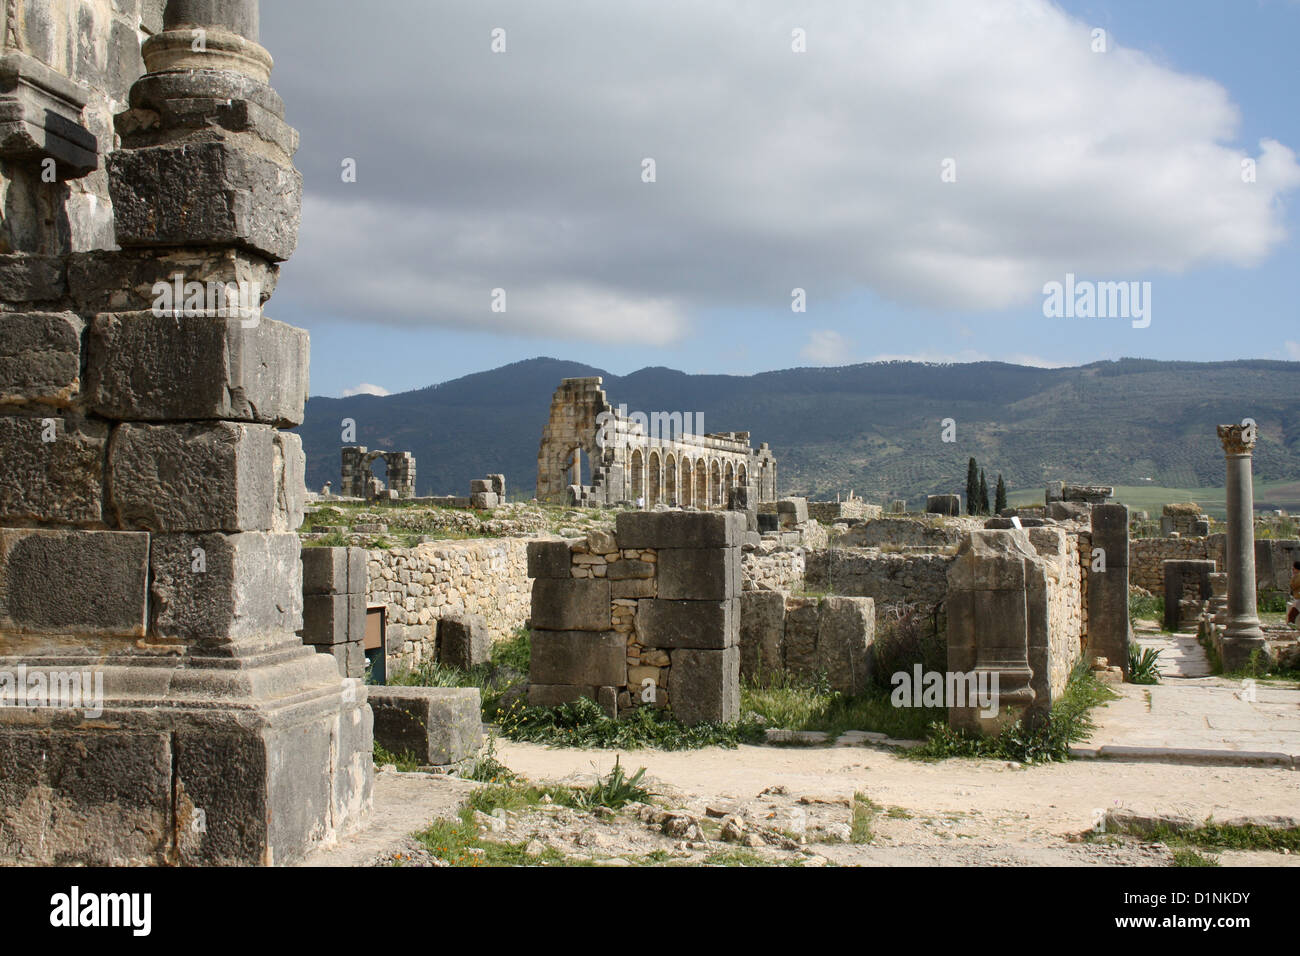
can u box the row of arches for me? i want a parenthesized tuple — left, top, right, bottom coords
(628, 449, 749, 509)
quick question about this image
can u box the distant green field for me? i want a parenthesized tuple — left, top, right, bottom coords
(1008, 481, 1300, 520)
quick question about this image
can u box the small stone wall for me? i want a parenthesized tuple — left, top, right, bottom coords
(739, 591, 875, 694)
(526, 511, 745, 724)
(805, 549, 953, 618)
(367, 538, 532, 671)
(1131, 537, 1212, 593)
(742, 543, 806, 592)
(807, 500, 883, 523)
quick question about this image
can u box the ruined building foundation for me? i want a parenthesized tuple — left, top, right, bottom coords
(0, 0, 371, 865)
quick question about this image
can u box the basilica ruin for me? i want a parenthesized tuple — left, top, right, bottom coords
(537, 377, 778, 508)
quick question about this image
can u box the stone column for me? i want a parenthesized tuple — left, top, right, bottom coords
(0, 0, 371, 865)
(1216, 424, 1267, 670)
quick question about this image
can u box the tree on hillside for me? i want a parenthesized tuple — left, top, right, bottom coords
(966, 458, 979, 515)
(995, 474, 1007, 514)
(978, 469, 989, 515)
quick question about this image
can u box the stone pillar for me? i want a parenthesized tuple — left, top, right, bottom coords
(1216, 425, 1267, 669)
(0, 0, 371, 865)
(1086, 504, 1131, 675)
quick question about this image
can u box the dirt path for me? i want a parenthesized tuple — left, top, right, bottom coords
(492, 740, 1300, 866)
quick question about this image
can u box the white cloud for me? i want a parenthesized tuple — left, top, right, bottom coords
(342, 383, 391, 397)
(1286, 341, 1300, 360)
(267, 0, 1300, 342)
(865, 350, 1068, 368)
(801, 330, 854, 365)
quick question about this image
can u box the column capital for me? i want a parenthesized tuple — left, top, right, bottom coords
(1217, 424, 1256, 456)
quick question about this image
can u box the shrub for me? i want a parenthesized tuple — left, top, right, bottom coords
(869, 603, 946, 696)
(1128, 645, 1162, 684)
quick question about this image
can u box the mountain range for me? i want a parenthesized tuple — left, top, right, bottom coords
(297, 357, 1300, 508)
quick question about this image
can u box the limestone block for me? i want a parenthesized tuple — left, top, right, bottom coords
(529, 630, 626, 686)
(611, 577, 656, 600)
(607, 558, 654, 580)
(301, 592, 366, 647)
(368, 686, 482, 766)
(0, 51, 98, 177)
(313, 640, 365, 679)
(531, 578, 611, 631)
(0, 254, 65, 305)
(739, 589, 787, 678)
(108, 421, 299, 532)
(776, 497, 808, 524)
(470, 491, 498, 509)
(616, 510, 745, 549)
(817, 596, 875, 696)
(926, 494, 961, 516)
(469, 479, 492, 494)
(783, 599, 821, 676)
(656, 547, 740, 601)
(86, 311, 309, 426)
(586, 529, 618, 555)
(0, 731, 171, 865)
(151, 532, 303, 644)
(437, 614, 491, 669)
(108, 141, 303, 261)
(301, 546, 368, 595)
(668, 646, 739, 725)
(0, 416, 107, 525)
(527, 539, 576, 579)
(635, 598, 738, 650)
(0, 529, 148, 639)
(0, 313, 83, 406)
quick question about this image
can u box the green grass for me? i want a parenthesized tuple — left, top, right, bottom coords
(383, 627, 531, 720)
(1171, 848, 1220, 867)
(1128, 591, 1164, 624)
(499, 695, 766, 750)
(851, 793, 880, 844)
(907, 660, 1118, 764)
(373, 741, 421, 772)
(741, 672, 941, 740)
(1108, 816, 1300, 856)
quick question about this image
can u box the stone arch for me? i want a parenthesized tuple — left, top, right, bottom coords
(724, 461, 735, 498)
(709, 460, 722, 508)
(738, 463, 748, 493)
(665, 453, 677, 507)
(679, 457, 692, 508)
(694, 457, 707, 508)
(630, 447, 645, 504)
(648, 450, 662, 506)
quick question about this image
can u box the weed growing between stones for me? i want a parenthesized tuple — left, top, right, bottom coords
(1128, 590, 1164, 624)
(384, 627, 531, 719)
(373, 742, 421, 772)
(850, 793, 880, 844)
(740, 673, 941, 740)
(1127, 645, 1162, 684)
(1170, 848, 1220, 867)
(498, 695, 766, 750)
(907, 660, 1118, 763)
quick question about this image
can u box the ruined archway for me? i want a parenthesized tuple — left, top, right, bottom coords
(630, 448, 645, 504)
(648, 450, 662, 506)
(681, 458, 693, 507)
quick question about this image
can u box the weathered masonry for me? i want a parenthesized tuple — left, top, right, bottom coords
(0, 0, 371, 865)
(537, 377, 778, 508)
(340, 445, 416, 499)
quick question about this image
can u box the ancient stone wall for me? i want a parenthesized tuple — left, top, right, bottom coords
(526, 511, 745, 724)
(1027, 527, 1084, 696)
(1130, 536, 1212, 592)
(807, 499, 882, 524)
(738, 591, 875, 694)
(805, 549, 953, 617)
(367, 538, 532, 672)
(742, 542, 806, 592)
(536, 377, 777, 508)
(340, 446, 417, 499)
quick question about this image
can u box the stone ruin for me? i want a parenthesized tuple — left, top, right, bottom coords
(340, 445, 417, 499)
(0, 0, 371, 865)
(537, 377, 778, 508)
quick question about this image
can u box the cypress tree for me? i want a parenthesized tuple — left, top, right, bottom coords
(995, 474, 1007, 514)
(978, 469, 989, 515)
(965, 458, 979, 515)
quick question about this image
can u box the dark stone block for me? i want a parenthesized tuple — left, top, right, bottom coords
(656, 547, 739, 601)
(529, 630, 626, 686)
(531, 578, 610, 631)
(635, 599, 737, 650)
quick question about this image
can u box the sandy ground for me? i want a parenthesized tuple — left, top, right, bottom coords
(304, 740, 1299, 867)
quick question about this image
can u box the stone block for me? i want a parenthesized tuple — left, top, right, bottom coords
(300, 592, 366, 647)
(311, 640, 365, 678)
(529, 630, 626, 686)
(0, 731, 171, 865)
(151, 532, 303, 645)
(668, 646, 740, 725)
(636, 599, 738, 650)
(470, 491, 499, 509)
(615, 510, 744, 549)
(438, 614, 491, 669)
(301, 545, 368, 595)
(611, 577, 656, 600)
(0, 50, 97, 177)
(528, 684, 599, 708)
(86, 311, 309, 426)
(527, 539, 575, 579)
(586, 529, 618, 555)
(926, 494, 961, 516)
(776, 497, 808, 524)
(656, 547, 740, 601)
(607, 558, 654, 580)
(469, 479, 492, 494)
(817, 596, 875, 696)
(0, 529, 148, 640)
(757, 513, 779, 533)
(0, 254, 65, 304)
(0, 312, 83, 406)
(108, 141, 303, 261)
(108, 421, 299, 532)
(739, 589, 786, 678)
(368, 686, 482, 765)
(0, 415, 107, 525)
(783, 599, 821, 675)
(531, 578, 611, 631)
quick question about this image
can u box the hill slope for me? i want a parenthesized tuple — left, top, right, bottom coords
(298, 357, 1300, 507)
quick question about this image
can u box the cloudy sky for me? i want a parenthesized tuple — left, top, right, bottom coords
(259, 0, 1300, 398)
